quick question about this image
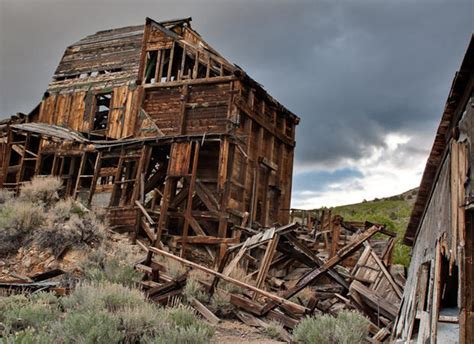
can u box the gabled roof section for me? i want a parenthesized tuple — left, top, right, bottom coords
(48, 18, 193, 92)
(404, 35, 473, 246)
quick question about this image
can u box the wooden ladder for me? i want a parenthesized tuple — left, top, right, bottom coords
(73, 151, 101, 204)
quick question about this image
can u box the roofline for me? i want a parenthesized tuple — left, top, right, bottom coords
(404, 35, 474, 246)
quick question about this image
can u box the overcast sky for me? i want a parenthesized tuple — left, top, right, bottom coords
(1, 0, 472, 208)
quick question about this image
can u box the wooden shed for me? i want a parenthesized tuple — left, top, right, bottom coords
(0, 17, 299, 263)
(393, 36, 473, 343)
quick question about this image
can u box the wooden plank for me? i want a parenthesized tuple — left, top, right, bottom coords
(135, 200, 155, 225)
(173, 235, 239, 245)
(364, 241, 403, 299)
(350, 280, 398, 320)
(253, 234, 279, 300)
(190, 297, 220, 325)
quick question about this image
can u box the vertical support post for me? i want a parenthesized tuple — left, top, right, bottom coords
(179, 85, 189, 135)
(179, 45, 186, 80)
(88, 152, 102, 205)
(430, 242, 442, 343)
(154, 50, 162, 82)
(181, 141, 200, 257)
(330, 218, 341, 258)
(166, 42, 175, 82)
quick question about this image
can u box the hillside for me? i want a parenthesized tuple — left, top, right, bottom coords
(331, 188, 418, 267)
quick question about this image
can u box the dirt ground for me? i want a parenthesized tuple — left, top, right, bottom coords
(212, 320, 285, 344)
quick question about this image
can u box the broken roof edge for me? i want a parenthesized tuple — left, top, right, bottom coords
(403, 35, 473, 246)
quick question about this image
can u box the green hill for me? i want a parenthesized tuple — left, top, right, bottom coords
(331, 188, 418, 267)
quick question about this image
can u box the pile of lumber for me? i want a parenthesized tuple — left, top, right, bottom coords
(135, 210, 406, 343)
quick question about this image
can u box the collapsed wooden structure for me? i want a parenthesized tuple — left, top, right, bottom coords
(136, 208, 405, 343)
(0, 17, 299, 263)
(393, 36, 473, 344)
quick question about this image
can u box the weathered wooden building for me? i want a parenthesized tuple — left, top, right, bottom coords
(0, 17, 299, 261)
(393, 36, 473, 343)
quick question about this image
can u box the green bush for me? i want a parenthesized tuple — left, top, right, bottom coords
(294, 310, 369, 344)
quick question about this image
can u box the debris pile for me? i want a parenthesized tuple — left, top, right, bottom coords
(134, 208, 405, 343)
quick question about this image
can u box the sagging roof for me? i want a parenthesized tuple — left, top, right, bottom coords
(11, 123, 89, 143)
(404, 35, 474, 246)
(48, 18, 192, 92)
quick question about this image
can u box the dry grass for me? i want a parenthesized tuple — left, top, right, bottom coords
(18, 176, 62, 205)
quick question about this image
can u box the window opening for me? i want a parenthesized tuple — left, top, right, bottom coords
(93, 93, 112, 131)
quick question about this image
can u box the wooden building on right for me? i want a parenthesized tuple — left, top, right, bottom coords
(393, 36, 473, 343)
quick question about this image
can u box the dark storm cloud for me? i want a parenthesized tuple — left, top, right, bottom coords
(0, 0, 472, 171)
(292, 168, 364, 193)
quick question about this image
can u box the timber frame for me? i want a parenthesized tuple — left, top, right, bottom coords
(0, 17, 300, 263)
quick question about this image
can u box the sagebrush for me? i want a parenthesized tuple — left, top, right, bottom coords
(0, 282, 214, 343)
(293, 310, 369, 344)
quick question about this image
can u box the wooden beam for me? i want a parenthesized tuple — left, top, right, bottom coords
(363, 241, 403, 299)
(190, 297, 220, 325)
(253, 234, 279, 300)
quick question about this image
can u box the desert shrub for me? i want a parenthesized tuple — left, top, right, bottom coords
(208, 292, 234, 317)
(49, 198, 86, 222)
(1, 201, 44, 232)
(18, 176, 62, 205)
(219, 266, 247, 294)
(53, 310, 122, 343)
(1, 282, 215, 344)
(294, 313, 336, 344)
(35, 210, 107, 256)
(0, 188, 13, 204)
(183, 276, 207, 303)
(118, 304, 170, 343)
(61, 282, 145, 313)
(333, 310, 370, 344)
(1, 327, 52, 344)
(264, 321, 286, 340)
(0, 183, 106, 258)
(0, 292, 60, 333)
(156, 255, 187, 278)
(294, 310, 369, 344)
(80, 244, 142, 287)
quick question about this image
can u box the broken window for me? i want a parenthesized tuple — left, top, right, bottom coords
(143, 42, 229, 84)
(93, 93, 112, 131)
(144, 51, 158, 83)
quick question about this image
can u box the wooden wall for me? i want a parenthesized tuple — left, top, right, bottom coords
(37, 85, 139, 139)
(394, 95, 473, 343)
(141, 82, 231, 136)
